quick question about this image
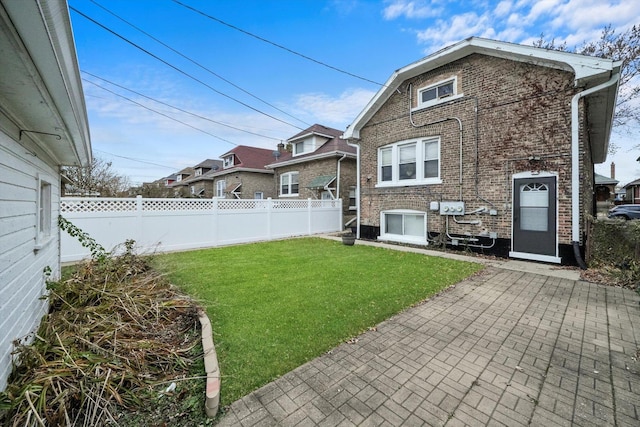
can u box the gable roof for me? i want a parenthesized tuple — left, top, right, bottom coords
(624, 178, 640, 188)
(268, 124, 356, 168)
(0, 0, 91, 167)
(215, 145, 276, 174)
(343, 37, 621, 162)
(194, 159, 223, 170)
(594, 173, 618, 186)
(287, 124, 343, 142)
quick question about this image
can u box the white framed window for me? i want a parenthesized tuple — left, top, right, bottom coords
(377, 137, 440, 187)
(223, 155, 234, 169)
(280, 172, 299, 196)
(35, 175, 52, 249)
(348, 186, 356, 210)
(176, 174, 182, 182)
(190, 185, 196, 195)
(195, 169, 203, 176)
(380, 210, 427, 245)
(254, 192, 264, 199)
(293, 139, 314, 156)
(416, 77, 460, 109)
(216, 180, 226, 197)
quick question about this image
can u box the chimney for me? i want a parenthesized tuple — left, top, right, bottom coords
(277, 142, 285, 153)
(611, 162, 615, 180)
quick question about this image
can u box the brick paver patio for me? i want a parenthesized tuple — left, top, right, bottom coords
(217, 266, 640, 426)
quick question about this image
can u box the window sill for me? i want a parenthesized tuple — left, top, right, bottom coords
(376, 179, 442, 188)
(34, 235, 55, 252)
(378, 235, 428, 246)
(413, 93, 464, 111)
(279, 194, 299, 198)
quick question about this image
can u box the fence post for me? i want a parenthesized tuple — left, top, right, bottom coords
(212, 198, 218, 247)
(338, 198, 343, 231)
(136, 196, 143, 244)
(308, 198, 312, 235)
(267, 198, 272, 240)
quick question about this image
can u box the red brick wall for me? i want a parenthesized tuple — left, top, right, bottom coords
(357, 53, 590, 245)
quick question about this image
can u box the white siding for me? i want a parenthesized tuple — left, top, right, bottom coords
(0, 130, 60, 391)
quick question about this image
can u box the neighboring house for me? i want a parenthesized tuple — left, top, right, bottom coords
(0, 0, 91, 390)
(167, 167, 194, 197)
(266, 124, 357, 222)
(624, 178, 640, 203)
(594, 172, 618, 218)
(343, 37, 620, 265)
(179, 159, 223, 198)
(211, 146, 276, 199)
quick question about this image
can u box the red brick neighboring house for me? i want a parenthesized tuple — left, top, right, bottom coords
(211, 145, 276, 199)
(343, 37, 621, 266)
(267, 124, 357, 223)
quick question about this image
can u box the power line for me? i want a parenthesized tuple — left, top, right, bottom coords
(82, 70, 284, 141)
(172, 0, 385, 87)
(94, 149, 179, 170)
(69, 5, 305, 131)
(83, 78, 239, 146)
(88, 0, 310, 128)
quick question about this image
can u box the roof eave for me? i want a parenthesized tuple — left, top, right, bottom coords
(1, 0, 91, 167)
(344, 37, 618, 140)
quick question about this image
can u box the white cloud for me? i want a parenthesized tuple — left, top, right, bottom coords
(293, 88, 376, 128)
(494, 1, 513, 17)
(383, 0, 440, 20)
(416, 12, 492, 49)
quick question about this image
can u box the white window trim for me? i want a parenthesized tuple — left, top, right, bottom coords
(280, 172, 299, 197)
(223, 155, 234, 169)
(414, 76, 463, 111)
(34, 174, 54, 251)
(377, 137, 441, 187)
(216, 180, 226, 197)
(254, 192, 264, 199)
(379, 209, 428, 245)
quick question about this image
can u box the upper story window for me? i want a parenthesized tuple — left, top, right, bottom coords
(417, 77, 458, 109)
(293, 139, 314, 156)
(195, 168, 203, 176)
(378, 137, 440, 187)
(280, 172, 299, 196)
(176, 174, 182, 182)
(223, 155, 234, 169)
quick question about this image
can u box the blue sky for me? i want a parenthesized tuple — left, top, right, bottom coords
(68, 0, 640, 186)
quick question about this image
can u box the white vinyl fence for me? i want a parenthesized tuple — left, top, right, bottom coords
(60, 196, 342, 262)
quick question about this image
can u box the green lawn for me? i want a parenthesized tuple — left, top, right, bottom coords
(152, 237, 482, 406)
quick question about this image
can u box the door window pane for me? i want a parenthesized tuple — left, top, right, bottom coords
(520, 183, 549, 232)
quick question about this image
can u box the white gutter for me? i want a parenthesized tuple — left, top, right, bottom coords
(336, 153, 347, 201)
(346, 141, 360, 238)
(570, 73, 620, 243)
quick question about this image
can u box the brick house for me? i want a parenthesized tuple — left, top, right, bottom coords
(211, 145, 276, 199)
(178, 159, 223, 198)
(267, 124, 357, 221)
(343, 37, 621, 265)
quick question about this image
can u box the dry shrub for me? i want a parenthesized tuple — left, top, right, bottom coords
(0, 241, 201, 426)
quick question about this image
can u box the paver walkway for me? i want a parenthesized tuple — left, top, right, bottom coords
(217, 266, 640, 426)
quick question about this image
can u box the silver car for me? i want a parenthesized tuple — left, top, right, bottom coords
(608, 204, 640, 220)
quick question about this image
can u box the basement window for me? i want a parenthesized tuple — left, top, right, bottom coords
(379, 210, 427, 245)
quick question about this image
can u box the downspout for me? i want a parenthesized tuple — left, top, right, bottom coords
(570, 73, 619, 269)
(336, 153, 347, 200)
(346, 141, 361, 238)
